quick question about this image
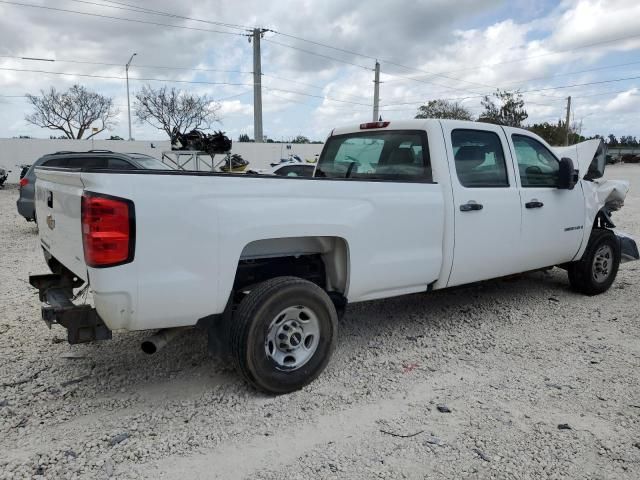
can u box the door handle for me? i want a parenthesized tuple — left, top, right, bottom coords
(525, 200, 544, 209)
(460, 202, 483, 212)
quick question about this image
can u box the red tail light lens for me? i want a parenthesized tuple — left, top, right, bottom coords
(81, 193, 135, 268)
(360, 121, 390, 129)
(19, 178, 28, 187)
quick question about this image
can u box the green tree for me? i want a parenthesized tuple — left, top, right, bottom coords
(238, 133, 252, 142)
(415, 99, 473, 120)
(291, 135, 310, 144)
(478, 89, 528, 127)
(527, 120, 583, 146)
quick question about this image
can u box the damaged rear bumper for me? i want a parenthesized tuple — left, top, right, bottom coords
(29, 273, 112, 344)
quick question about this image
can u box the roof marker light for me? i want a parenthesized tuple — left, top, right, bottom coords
(360, 121, 390, 129)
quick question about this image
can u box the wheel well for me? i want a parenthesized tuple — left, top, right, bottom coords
(235, 236, 349, 295)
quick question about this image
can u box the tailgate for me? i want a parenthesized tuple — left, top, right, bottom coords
(35, 168, 87, 280)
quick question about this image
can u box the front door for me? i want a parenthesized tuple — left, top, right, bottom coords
(442, 122, 523, 287)
(503, 129, 585, 271)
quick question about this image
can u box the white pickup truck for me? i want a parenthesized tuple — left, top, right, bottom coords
(30, 119, 638, 393)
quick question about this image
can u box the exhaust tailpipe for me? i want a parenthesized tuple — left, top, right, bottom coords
(141, 328, 184, 355)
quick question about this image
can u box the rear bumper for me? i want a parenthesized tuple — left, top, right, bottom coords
(29, 273, 112, 344)
(16, 195, 35, 220)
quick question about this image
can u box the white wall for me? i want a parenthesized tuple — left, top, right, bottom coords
(0, 138, 324, 183)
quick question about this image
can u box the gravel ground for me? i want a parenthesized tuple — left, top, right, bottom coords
(1, 165, 640, 480)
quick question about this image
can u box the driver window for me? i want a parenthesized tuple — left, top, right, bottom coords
(512, 135, 559, 187)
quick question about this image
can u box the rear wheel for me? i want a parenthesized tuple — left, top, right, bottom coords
(230, 276, 338, 394)
(568, 229, 620, 295)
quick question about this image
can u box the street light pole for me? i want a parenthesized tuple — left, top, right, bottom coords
(126, 53, 137, 141)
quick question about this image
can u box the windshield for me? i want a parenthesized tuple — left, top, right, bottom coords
(315, 130, 430, 181)
(130, 155, 174, 170)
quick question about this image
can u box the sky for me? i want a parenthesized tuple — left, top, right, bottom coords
(0, 0, 639, 142)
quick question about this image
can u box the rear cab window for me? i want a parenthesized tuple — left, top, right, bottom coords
(315, 130, 432, 181)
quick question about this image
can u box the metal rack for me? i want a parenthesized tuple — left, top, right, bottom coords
(161, 150, 238, 173)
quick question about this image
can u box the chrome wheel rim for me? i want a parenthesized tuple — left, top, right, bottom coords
(265, 306, 320, 371)
(592, 244, 613, 283)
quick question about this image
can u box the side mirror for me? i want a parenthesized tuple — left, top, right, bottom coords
(558, 157, 578, 190)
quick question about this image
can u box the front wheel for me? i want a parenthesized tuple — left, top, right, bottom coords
(230, 276, 338, 394)
(568, 229, 620, 295)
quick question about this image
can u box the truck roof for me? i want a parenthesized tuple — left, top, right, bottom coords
(330, 119, 531, 137)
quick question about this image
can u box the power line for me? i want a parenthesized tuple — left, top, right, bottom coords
(0, 54, 253, 73)
(270, 28, 640, 79)
(0, 1, 245, 36)
(264, 86, 372, 107)
(0, 54, 373, 104)
(262, 73, 371, 101)
(267, 29, 640, 101)
(266, 35, 563, 102)
(66, 0, 252, 32)
(0, 66, 373, 107)
(262, 38, 373, 71)
(380, 74, 640, 107)
(0, 66, 252, 86)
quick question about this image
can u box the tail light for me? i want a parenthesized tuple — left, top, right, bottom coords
(19, 178, 28, 188)
(360, 121, 390, 129)
(81, 193, 135, 268)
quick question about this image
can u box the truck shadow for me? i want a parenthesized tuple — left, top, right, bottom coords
(79, 268, 576, 399)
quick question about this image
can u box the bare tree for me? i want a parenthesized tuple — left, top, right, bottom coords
(25, 85, 118, 139)
(134, 85, 220, 138)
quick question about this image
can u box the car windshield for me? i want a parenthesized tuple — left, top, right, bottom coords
(130, 155, 174, 170)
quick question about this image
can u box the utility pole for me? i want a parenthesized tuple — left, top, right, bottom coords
(250, 29, 266, 143)
(564, 95, 572, 146)
(126, 53, 137, 141)
(373, 61, 380, 122)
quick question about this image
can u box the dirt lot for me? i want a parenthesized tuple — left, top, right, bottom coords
(1, 165, 640, 480)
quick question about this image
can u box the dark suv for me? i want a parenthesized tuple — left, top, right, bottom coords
(17, 151, 171, 222)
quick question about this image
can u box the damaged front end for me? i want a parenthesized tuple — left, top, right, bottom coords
(554, 138, 639, 264)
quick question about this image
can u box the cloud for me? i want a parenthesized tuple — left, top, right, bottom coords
(604, 88, 640, 113)
(0, 0, 638, 139)
(218, 99, 252, 116)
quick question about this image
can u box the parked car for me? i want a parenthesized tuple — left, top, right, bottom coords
(0, 167, 9, 187)
(247, 162, 316, 177)
(17, 151, 171, 221)
(18, 164, 31, 179)
(29, 120, 638, 394)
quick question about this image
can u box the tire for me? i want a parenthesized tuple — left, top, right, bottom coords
(230, 276, 338, 394)
(568, 229, 620, 295)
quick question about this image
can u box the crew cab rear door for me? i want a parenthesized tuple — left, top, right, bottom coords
(440, 122, 522, 286)
(503, 129, 585, 270)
